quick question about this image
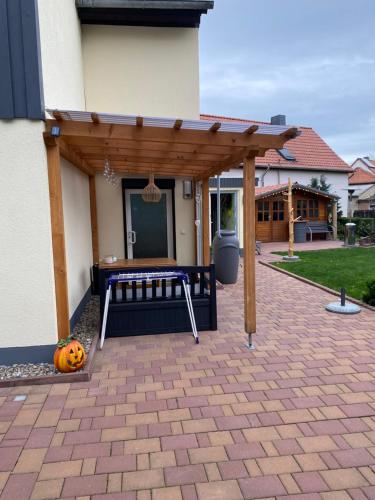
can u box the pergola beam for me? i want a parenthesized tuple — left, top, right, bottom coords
(209, 122, 221, 132)
(65, 137, 248, 156)
(75, 146, 228, 162)
(58, 139, 95, 176)
(91, 112, 100, 124)
(174, 119, 183, 130)
(46, 120, 288, 150)
(80, 153, 221, 167)
(243, 124, 259, 135)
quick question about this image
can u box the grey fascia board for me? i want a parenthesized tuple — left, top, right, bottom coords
(76, 1, 214, 10)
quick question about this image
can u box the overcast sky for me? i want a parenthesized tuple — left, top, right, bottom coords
(199, 0, 375, 164)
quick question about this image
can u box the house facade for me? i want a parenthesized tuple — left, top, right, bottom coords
(203, 114, 351, 248)
(349, 157, 375, 214)
(0, 0, 214, 363)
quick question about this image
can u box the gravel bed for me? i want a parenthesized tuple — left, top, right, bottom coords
(0, 296, 99, 380)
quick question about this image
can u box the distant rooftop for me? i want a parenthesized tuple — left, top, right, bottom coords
(201, 113, 351, 173)
(76, 0, 214, 27)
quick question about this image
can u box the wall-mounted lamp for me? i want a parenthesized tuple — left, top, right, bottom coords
(51, 126, 61, 137)
(183, 180, 193, 199)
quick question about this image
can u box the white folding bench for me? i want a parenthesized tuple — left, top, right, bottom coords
(99, 270, 199, 350)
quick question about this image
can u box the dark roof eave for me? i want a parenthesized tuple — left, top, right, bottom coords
(76, 1, 214, 27)
(76, 1, 214, 9)
(254, 163, 352, 173)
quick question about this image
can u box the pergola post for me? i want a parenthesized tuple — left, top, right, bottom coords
(89, 175, 99, 263)
(202, 177, 211, 266)
(45, 139, 70, 340)
(243, 156, 256, 347)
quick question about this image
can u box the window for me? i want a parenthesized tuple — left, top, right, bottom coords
(277, 148, 296, 161)
(308, 199, 319, 218)
(272, 200, 284, 221)
(255, 177, 259, 187)
(257, 201, 270, 222)
(296, 199, 307, 218)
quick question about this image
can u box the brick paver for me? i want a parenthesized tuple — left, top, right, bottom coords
(0, 249, 375, 498)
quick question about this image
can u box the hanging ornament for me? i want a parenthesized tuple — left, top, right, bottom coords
(142, 172, 161, 203)
(103, 158, 119, 188)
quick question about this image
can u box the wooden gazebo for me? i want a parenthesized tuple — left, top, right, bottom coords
(44, 110, 298, 344)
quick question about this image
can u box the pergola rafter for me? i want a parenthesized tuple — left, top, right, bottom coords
(44, 109, 298, 344)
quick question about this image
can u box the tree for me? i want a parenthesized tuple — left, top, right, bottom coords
(309, 174, 331, 193)
(309, 175, 342, 218)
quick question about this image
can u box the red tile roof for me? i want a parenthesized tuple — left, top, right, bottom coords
(255, 183, 337, 200)
(201, 114, 351, 172)
(349, 167, 375, 185)
(255, 184, 288, 196)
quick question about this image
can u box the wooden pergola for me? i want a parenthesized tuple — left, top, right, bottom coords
(44, 109, 298, 343)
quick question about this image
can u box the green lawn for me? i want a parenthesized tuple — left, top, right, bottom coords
(272, 247, 375, 301)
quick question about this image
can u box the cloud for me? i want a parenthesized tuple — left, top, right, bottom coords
(201, 55, 375, 102)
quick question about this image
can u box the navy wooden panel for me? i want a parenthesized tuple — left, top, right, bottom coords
(99, 265, 217, 337)
(0, 0, 44, 119)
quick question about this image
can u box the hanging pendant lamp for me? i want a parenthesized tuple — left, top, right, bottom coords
(142, 172, 161, 203)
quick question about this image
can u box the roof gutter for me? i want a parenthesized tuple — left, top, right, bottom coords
(76, 1, 214, 9)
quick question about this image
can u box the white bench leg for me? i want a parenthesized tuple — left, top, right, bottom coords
(99, 286, 111, 350)
(182, 280, 199, 344)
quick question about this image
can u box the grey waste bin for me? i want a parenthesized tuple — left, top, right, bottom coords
(212, 230, 239, 284)
(344, 223, 356, 247)
(294, 221, 307, 243)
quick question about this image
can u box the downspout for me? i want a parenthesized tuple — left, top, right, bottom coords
(216, 174, 221, 238)
(195, 181, 203, 265)
(261, 164, 271, 187)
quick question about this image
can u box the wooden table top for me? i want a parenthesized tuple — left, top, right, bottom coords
(98, 258, 177, 270)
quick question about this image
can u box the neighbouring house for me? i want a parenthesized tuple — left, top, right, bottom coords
(349, 157, 375, 215)
(0, 0, 297, 363)
(203, 114, 351, 249)
(254, 183, 338, 243)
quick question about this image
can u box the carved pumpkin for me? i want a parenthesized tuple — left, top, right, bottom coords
(54, 335, 86, 373)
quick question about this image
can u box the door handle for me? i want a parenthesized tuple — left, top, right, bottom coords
(128, 231, 136, 244)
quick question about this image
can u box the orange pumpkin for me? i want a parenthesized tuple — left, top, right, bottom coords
(54, 335, 86, 373)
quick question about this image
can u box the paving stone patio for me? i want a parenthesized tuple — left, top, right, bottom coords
(0, 254, 375, 499)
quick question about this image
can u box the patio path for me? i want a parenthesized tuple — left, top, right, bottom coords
(1, 260, 375, 499)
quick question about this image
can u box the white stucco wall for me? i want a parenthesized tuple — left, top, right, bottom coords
(96, 175, 195, 265)
(84, 25, 200, 264)
(0, 121, 57, 348)
(81, 25, 200, 119)
(38, 0, 86, 110)
(61, 159, 93, 316)
(258, 169, 349, 215)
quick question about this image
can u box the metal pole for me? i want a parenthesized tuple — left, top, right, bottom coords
(217, 175, 221, 238)
(340, 288, 346, 307)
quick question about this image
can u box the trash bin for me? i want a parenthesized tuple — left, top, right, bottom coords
(294, 221, 307, 243)
(344, 223, 356, 247)
(212, 230, 239, 284)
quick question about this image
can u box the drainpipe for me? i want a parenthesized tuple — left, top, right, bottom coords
(261, 164, 271, 187)
(195, 182, 203, 265)
(217, 174, 221, 238)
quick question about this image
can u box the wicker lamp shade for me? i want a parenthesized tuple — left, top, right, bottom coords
(142, 173, 162, 203)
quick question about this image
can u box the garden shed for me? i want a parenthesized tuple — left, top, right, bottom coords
(255, 183, 338, 242)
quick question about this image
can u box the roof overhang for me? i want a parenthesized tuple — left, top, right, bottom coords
(44, 109, 299, 180)
(76, 0, 214, 27)
(255, 182, 339, 201)
(255, 163, 352, 173)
